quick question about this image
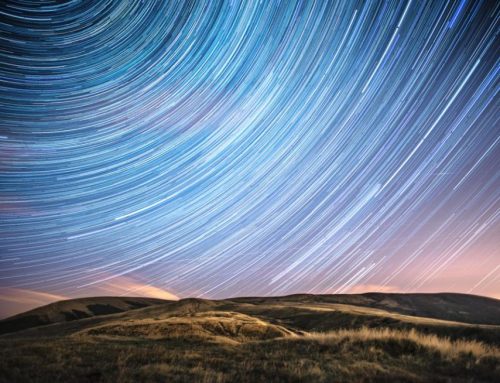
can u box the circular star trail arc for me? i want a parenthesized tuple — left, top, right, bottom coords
(0, 0, 499, 300)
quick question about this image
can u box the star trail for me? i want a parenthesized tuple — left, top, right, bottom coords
(0, 0, 499, 313)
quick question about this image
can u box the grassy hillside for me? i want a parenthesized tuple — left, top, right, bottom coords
(0, 296, 168, 335)
(0, 293, 499, 382)
(231, 292, 500, 325)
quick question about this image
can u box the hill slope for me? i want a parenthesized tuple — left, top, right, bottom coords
(231, 292, 500, 325)
(1, 293, 499, 382)
(2, 292, 498, 337)
(0, 296, 168, 335)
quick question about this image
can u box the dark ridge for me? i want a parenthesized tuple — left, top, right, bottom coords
(124, 300, 150, 309)
(0, 297, 169, 335)
(230, 293, 500, 325)
(86, 304, 125, 316)
(0, 315, 46, 335)
(62, 310, 91, 321)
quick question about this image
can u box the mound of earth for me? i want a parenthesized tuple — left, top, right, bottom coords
(80, 311, 297, 342)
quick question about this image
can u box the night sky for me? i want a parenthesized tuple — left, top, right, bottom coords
(0, 0, 499, 318)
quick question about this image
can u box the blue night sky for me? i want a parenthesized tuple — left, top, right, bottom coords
(0, 0, 499, 317)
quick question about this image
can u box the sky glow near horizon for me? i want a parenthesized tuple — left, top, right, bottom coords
(0, 0, 499, 314)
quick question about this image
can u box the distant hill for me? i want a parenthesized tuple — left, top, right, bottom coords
(1, 292, 499, 337)
(0, 293, 499, 382)
(1, 292, 499, 341)
(0, 296, 168, 335)
(230, 292, 500, 325)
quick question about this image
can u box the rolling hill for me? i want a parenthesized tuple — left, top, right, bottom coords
(0, 293, 499, 382)
(0, 296, 168, 335)
(230, 292, 500, 325)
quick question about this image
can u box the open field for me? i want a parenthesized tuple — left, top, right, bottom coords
(1, 293, 499, 382)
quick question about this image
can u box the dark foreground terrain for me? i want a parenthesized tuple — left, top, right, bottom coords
(0, 293, 499, 382)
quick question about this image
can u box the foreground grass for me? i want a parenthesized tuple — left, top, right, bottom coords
(0, 327, 498, 382)
(305, 327, 499, 358)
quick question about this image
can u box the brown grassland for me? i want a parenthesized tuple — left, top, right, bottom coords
(0, 293, 499, 382)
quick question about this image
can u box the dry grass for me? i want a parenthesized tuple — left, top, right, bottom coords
(304, 327, 499, 358)
(1, 295, 499, 382)
(77, 311, 297, 342)
(1, 326, 499, 382)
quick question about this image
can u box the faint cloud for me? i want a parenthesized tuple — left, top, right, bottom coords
(0, 275, 178, 319)
(94, 275, 178, 300)
(0, 287, 68, 319)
